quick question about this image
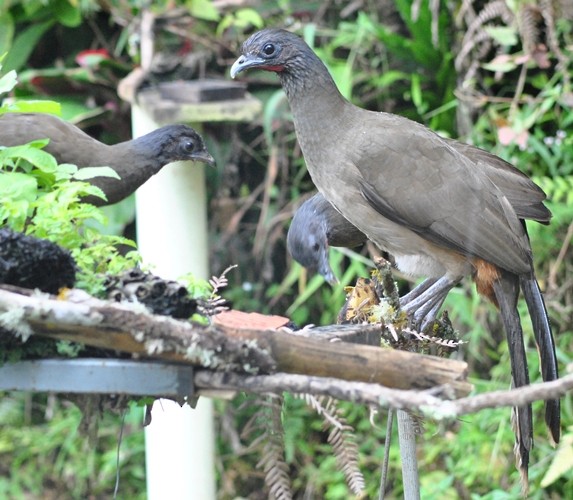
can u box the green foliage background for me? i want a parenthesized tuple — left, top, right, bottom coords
(0, 0, 572, 498)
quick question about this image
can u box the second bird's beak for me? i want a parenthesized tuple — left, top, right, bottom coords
(192, 150, 216, 167)
(230, 54, 264, 79)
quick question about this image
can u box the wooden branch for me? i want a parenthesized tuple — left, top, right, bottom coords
(222, 326, 470, 394)
(446, 371, 573, 417)
(0, 287, 275, 373)
(0, 286, 471, 396)
(194, 371, 454, 410)
(2, 285, 568, 415)
(194, 369, 573, 417)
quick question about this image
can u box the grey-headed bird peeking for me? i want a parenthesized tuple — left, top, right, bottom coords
(0, 112, 215, 205)
(231, 28, 559, 486)
(287, 193, 366, 283)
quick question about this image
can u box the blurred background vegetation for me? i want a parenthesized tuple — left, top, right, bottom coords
(0, 0, 572, 497)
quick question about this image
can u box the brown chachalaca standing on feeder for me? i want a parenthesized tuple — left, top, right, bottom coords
(0, 113, 215, 205)
(231, 28, 559, 485)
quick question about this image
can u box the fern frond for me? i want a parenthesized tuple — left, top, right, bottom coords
(402, 327, 467, 349)
(297, 393, 344, 428)
(540, 0, 569, 80)
(255, 394, 293, 500)
(518, 4, 541, 55)
(456, 0, 514, 70)
(197, 264, 237, 317)
(323, 398, 366, 496)
(208, 264, 237, 294)
(297, 394, 366, 495)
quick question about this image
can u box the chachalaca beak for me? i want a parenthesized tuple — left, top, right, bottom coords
(190, 149, 216, 167)
(230, 54, 266, 78)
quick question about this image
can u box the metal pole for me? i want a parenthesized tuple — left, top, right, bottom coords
(397, 410, 421, 500)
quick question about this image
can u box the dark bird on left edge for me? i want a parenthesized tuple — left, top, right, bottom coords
(287, 192, 366, 283)
(231, 28, 559, 487)
(0, 112, 215, 205)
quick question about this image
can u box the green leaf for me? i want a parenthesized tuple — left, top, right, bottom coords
(373, 70, 410, 88)
(1, 145, 58, 172)
(234, 8, 263, 28)
(216, 8, 263, 36)
(72, 166, 120, 180)
(2, 20, 54, 72)
(484, 26, 518, 46)
(541, 434, 573, 487)
(286, 270, 328, 316)
(0, 172, 38, 202)
(382, 3, 440, 67)
(0, 12, 14, 58)
(482, 56, 518, 73)
(0, 69, 17, 94)
(326, 59, 353, 100)
(5, 100, 61, 114)
(0, 198, 32, 231)
(53, 0, 82, 27)
(54, 163, 78, 180)
(262, 89, 288, 146)
(410, 73, 427, 114)
(186, 0, 220, 21)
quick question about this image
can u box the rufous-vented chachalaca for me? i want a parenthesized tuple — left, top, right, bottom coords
(0, 113, 215, 206)
(231, 28, 559, 487)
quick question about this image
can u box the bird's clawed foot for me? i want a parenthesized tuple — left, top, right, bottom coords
(400, 276, 460, 331)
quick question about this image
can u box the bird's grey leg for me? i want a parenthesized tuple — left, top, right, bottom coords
(400, 278, 438, 306)
(400, 276, 455, 312)
(405, 289, 446, 330)
(418, 298, 448, 331)
(400, 276, 460, 330)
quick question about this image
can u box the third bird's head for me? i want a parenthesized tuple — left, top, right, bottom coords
(145, 124, 216, 167)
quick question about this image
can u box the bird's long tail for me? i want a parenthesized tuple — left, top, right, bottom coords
(493, 271, 533, 492)
(520, 273, 560, 445)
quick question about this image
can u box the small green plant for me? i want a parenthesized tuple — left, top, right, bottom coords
(0, 64, 141, 295)
(0, 137, 140, 294)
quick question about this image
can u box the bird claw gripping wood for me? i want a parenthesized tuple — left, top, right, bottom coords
(338, 259, 462, 355)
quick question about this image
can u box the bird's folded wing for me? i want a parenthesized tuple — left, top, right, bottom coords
(355, 119, 531, 274)
(447, 139, 551, 223)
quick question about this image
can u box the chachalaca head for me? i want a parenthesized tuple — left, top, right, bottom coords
(287, 193, 366, 283)
(232, 28, 560, 488)
(231, 29, 337, 100)
(0, 113, 215, 205)
(131, 123, 215, 168)
(231, 29, 315, 76)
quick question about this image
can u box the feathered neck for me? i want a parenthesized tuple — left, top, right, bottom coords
(277, 49, 345, 108)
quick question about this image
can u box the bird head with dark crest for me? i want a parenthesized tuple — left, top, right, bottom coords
(141, 124, 216, 168)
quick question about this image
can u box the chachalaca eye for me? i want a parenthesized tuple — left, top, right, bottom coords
(262, 43, 276, 56)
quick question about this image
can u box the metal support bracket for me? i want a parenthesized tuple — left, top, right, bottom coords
(0, 358, 194, 398)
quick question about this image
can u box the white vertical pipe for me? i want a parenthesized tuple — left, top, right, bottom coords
(132, 105, 216, 500)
